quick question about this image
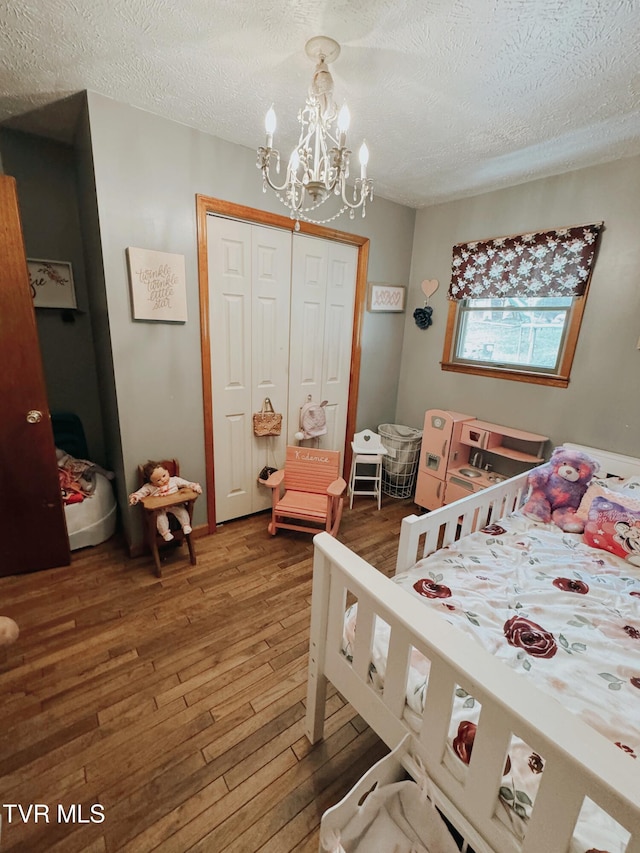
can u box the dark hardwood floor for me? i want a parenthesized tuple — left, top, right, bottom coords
(0, 494, 417, 852)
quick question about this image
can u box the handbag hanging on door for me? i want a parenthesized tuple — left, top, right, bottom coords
(253, 398, 282, 437)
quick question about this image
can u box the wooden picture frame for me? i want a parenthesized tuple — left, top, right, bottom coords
(126, 247, 188, 322)
(27, 259, 76, 309)
(367, 282, 406, 313)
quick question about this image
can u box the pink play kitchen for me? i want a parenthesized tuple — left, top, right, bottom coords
(415, 409, 548, 510)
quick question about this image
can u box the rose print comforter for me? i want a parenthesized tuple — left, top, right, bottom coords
(342, 512, 640, 853)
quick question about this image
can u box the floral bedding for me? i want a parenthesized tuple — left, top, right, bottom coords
(342, 511, 640, 853)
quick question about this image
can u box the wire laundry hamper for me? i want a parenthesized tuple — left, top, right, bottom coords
(377, 424, 423, 499)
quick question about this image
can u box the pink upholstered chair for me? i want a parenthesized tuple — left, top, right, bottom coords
(265, 446, 346, 537)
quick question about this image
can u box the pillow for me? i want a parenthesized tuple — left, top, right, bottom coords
(576, 477, 640, 521)
(583, 495, 640, 565)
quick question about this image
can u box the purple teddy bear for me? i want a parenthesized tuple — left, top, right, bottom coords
(521, 446, 598, 533)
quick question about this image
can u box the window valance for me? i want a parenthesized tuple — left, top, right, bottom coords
(448, 223, 603, 301)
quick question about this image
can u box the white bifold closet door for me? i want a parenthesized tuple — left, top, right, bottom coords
(208, 216, 357, 524)
(288, 234, 357, 452)
(209, 215, 292, 523)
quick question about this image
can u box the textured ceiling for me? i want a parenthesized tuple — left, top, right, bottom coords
(1, 0, 639, 208)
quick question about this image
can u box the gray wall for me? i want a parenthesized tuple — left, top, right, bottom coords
(85, 92, 415, 547)
(74, 99, 121, 482)
(0, 128, 107, 464)
(396, 156, 640, 457)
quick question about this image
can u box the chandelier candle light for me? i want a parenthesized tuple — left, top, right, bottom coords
(257, 36, 373, 229)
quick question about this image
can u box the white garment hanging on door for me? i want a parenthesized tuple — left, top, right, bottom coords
(300, 397, 328, 439)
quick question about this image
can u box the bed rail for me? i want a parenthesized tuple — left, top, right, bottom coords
(395, 440, 640, 574)
(306, 530, 640, 853)
(395, 472, 530, 574)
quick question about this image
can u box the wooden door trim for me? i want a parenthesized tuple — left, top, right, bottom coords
(196, 195, 369, 533)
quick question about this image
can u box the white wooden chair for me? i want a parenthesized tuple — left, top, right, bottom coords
(348, 429, 388, 510)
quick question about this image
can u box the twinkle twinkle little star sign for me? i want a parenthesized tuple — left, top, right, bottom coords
(127, 247, 188, 322)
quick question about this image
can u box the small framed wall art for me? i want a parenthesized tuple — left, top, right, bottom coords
(28, 259, 77, 309)
(126, 247, 188, 322)
(367, 282, 406, 313)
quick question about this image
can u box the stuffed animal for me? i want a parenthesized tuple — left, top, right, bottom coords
(0, 616, 19, 647)
(521, 446, 598, 533)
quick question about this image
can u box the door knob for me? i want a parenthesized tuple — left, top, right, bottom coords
(26, 410, 43, 424)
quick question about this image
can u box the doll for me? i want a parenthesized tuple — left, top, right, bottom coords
(129, 461, 202, 541)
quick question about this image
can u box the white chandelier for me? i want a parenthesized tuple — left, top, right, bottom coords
(257, 36, 373, 230)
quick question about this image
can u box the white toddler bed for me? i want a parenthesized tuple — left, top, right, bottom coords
(53, 412, 117, 551)
(64, 471, 117, 551)
(306, 444, 640, 853)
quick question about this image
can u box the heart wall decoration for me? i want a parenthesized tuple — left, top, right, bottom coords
(414, 279, 439, 330)
(421, 279, 439, 299)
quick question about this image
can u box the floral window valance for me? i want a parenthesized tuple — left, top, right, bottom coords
(448, 223, 603, 301)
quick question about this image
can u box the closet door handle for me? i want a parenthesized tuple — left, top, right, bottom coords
(26, 410, 43, 424)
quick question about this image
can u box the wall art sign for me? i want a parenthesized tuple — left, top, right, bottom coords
(27, 259, 77, 309)
(126, 247, 188, 322)
(367, 282, 406, 313)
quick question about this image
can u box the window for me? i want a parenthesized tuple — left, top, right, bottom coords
(441, 223, 602, 387)
(453, 295, 573, 371)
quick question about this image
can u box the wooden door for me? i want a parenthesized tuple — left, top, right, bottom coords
(209, 215, 253, 522)
(198, 195, 369, 532)
(320, 240, 358, 456)
(0, 175, 70, 574)
(288, 235, 328, 445)
(250, 223, 292, 498)
(288, 235, 357, 465)
(208, 215, 291, 523)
